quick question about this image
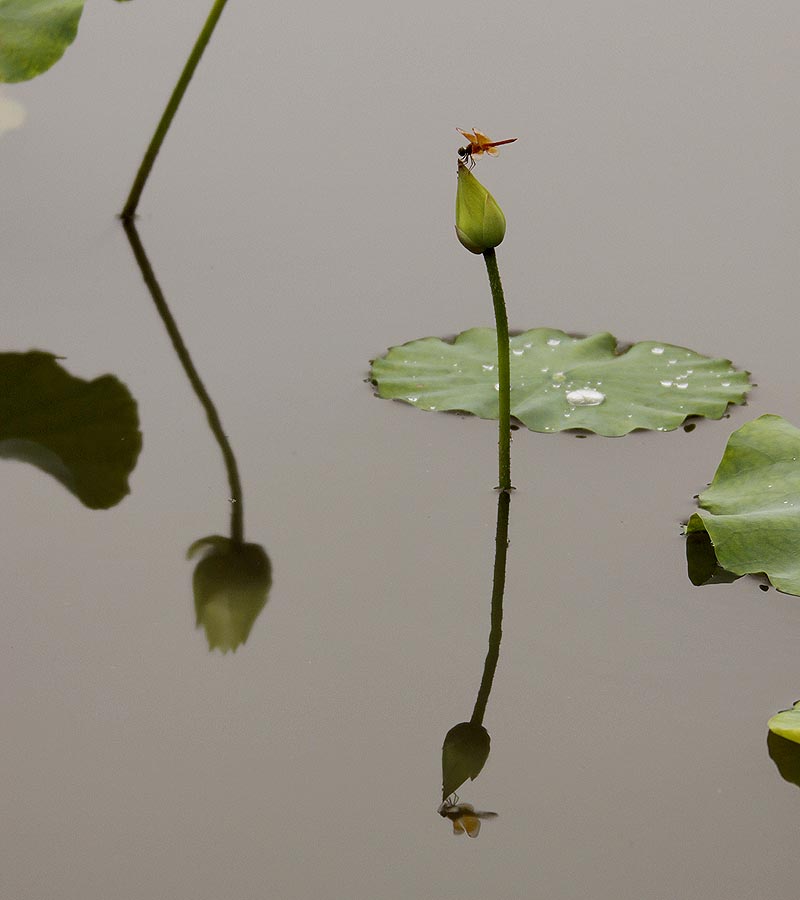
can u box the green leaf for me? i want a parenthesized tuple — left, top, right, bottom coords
(686, 415, 800, 595)
(442, 722, 490, 800)
(371, 328, 750, 436)
(769, 701, 800, 746)
(0, 351, 142, 509)
(0, 0, 84, 83)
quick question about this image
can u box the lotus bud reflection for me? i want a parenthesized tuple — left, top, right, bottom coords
(441, 721, 491, 800)
(188, 536, 272, 653)
(455, 161, 506, 254)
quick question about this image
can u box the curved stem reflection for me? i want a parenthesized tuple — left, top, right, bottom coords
(122, 217, 244, 544)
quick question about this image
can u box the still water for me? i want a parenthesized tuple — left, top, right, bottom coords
(3, 2, 800, 898)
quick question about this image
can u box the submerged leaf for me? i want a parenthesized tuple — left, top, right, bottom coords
(686, 415, 800, 595)
(0, 0, 84, 83)
(0, 351, 141, 509)
(372, 328, 750, 436)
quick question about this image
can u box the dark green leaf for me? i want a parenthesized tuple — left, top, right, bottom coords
(768, 728, 800, 786)
(0, 351, 141, 509)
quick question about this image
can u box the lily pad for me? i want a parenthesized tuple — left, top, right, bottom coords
(0, 351, 142, 509)
(0, 0, 84, 83)
(685, 415, 800, 595)
(769, 701, 800, 746)
(372, 328, 750, 436)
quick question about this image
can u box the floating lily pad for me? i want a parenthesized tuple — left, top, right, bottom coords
(0, 0, 84, 83)
(371, 328, 750, 436)
(685, 415, 800, 595)
(769, 701, 800, 746)
(0, 351, 142, 509)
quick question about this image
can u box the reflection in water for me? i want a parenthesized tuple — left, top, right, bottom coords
(189, 536, 272, 653)
(440, 490, 509, 828)
(767, 729, 800, 789)
(685, 529, 742, 586)
(438, 796, 498, 838)
(0, 88, 25, 137)
(122, 218, 271, 651)
(0, 351, 141, 509)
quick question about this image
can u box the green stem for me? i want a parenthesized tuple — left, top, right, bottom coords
(122, 218, 245, 544)
(483, 248, 512, 491)
(470, 489, 510, 727)
(120, 0, 230, 221)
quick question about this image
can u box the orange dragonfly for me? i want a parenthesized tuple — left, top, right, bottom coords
(438, 796, 498, 837)
(457, 128, 517, 168)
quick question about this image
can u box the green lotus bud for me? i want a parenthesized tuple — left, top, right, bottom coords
(455, 161, 506, 254)
(188, 536, 272, 653)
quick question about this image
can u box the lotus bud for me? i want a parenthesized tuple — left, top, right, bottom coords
(455, 161, 506, 254)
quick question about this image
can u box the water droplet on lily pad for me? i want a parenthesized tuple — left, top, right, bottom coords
(566, 388, 606, 407)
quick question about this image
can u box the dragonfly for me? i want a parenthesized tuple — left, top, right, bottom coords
(438, 795, 498, 837)
(457, 128, 517, 168)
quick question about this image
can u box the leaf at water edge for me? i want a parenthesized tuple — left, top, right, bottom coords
(686, 415, 800, 595)
(769, 701, 800, 746)
(0, 0, 84, 83)
(371, 328, 750, 436)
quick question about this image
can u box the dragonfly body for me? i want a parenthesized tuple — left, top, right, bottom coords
(438, 797, 498, 837)
(457, 128, 517, 168)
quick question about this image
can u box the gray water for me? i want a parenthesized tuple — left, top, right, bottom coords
(4, 2, 800, 898)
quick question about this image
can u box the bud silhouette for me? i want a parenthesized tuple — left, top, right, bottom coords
(441, 721, 491, 799)
(188, 536, 272, 653)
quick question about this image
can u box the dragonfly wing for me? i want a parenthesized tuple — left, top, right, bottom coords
(461, 816, 481, 838)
